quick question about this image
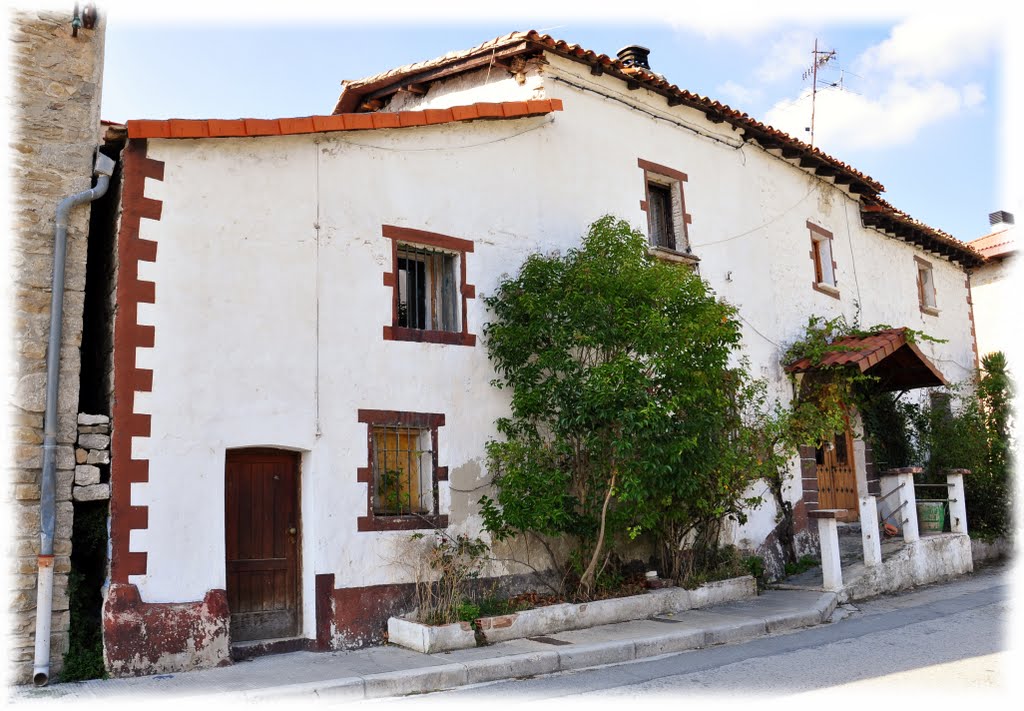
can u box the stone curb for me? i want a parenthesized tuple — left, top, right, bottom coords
(235, 605, 834, 700)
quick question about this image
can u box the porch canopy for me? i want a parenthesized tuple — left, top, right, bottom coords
(784, 327, 947, 391)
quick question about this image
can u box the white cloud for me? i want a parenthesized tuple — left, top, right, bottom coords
(763, 81, 981, 153)
(714, 80, 762, 108)
(755, 31, 818, 83)
(857, 15, 999, 80)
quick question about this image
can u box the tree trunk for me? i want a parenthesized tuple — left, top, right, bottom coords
(579, 469, 616, 597)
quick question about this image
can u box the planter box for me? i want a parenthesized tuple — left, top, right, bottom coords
(387, 575, 756, 653)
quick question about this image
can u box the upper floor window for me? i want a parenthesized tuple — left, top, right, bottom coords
(639, 159, 695, 263)
(807, 221, 839, 299)
(382, 225, 477, 346)
(916, 257, 938, 315)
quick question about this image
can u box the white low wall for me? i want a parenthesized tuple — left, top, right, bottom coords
(840, 534, 973, 603)
(388, 575, 756, 653)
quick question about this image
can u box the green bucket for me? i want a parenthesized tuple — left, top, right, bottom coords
(917, 501, 946, 533)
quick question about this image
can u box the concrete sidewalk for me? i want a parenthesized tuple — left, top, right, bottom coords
(12, 588, 837, 703)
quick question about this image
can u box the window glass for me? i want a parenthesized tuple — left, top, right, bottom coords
(648, 182, 676, 250)
(372, 425, 431, 515)
(918, 265, 936, 308)
(397, 245, 458, 332)
(815, 237, 835, 286)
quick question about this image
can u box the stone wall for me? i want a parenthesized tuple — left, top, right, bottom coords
(8, 9, 106, 684)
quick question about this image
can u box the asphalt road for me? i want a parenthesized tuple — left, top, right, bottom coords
(392, 563, 1015, 705)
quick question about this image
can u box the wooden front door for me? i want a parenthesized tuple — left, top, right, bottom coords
(815, 427, 859, 521)
(225, 448, 300, 642)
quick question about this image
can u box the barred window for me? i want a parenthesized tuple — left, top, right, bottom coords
(371, 424, 433, 516)
(397, 245, 459, 333)
(357, 409, 449, 532)
(382, 225, 477, 347)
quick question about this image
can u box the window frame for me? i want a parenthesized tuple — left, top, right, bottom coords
(915, 256, 939, 315)
(356, 409, 449, 532)
(807, 221, 840, 299)
(382, 225, 476, 346)
(639, 158, 697, 264)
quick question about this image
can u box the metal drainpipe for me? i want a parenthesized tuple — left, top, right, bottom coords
(33, 150, 116, 687)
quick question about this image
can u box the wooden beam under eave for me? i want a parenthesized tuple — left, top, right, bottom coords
(626, 79, 640, 90)
(361, 42, 534, 102)
(590, 63, 603, 76)
(667, 95, 682, 107)
(704, 111, 724, 123)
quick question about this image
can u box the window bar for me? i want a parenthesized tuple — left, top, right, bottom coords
(431, 249, 440, 331)
(405, 426, 413, 515)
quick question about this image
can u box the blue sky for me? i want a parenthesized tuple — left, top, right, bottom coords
(98, 2, 1014, 244)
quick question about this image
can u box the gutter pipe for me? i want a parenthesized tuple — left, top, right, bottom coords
(33, 150, 116, 687)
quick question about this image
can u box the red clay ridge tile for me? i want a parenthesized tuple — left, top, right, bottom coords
(128, 120, 170, 139)
(501, 102, 530, 118)
(312, 115, 346, 132)
(278, 117, 316, 134)
(167, 120, 208, 139)
(474, 103, 504, 119)
(344, 113, 375, 130)
(423, 108, 454, 125)
(398, 111, 427, 127)
(244, 119, 280, 136)
(371, 113, 402, 129)
(207, 119, 246, 137)
(451, 104, 480, 121)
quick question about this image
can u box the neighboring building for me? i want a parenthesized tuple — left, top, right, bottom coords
(80, 31, 983, 676)
(968, 211, 1017, 364)
(8, 7, 107, 685)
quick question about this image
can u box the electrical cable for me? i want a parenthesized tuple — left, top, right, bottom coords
(548, 73, 746, 151)
(327, 115, 556, 152)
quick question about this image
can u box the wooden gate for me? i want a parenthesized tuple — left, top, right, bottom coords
(815, 427, 859, 521)
(225, 448, 300, 642)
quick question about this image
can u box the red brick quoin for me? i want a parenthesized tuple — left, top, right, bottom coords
(104, 139, 231, 676)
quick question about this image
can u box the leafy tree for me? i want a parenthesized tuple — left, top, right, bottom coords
(479, 216, 764, 596)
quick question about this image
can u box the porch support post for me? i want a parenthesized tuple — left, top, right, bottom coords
(882, 467, 921, 542)
(809, 509, 844, 591)
(944, 469, 970, 534)
(859, 495, 882, 566)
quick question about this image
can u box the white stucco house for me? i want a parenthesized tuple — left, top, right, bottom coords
(967, 212, 1017, 364)
(97, 31, 987, 675)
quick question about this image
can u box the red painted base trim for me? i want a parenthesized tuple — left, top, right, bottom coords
(315, 576, 417, 650)
(102, 583, 231, 677)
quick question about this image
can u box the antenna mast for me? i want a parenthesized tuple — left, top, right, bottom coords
(802, 38, 837, 148)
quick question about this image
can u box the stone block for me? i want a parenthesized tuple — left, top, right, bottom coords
(77, 424, 110, 434)
(75, 464, 100, 485)
(78, 413, 110, 425)
(87, 449, 110, 465)
(362, 665, 468, 699)
(73, 483, 110, 501)
(463, 651, 559, 685)
(557, 640, 635, 670)
(78, 433, 110, 450)
(75, 448, 87, 463)
(13, 484, 39, 501)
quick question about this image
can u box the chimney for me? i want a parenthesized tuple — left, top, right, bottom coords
(989, 210, 1015, 228)
(617, 45, 651, 71)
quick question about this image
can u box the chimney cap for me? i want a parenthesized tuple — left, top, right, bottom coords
(617, 45, 652, 70)
(989, 210, 1015, 226)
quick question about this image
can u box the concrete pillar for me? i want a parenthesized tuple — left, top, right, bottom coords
(809, 509, 844, 591)
(944, 469, 970, 534)
(859, 495, 882, 566)
(881, 468, 921, 543)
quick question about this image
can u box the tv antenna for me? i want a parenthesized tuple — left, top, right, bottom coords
(802, 39, 836, 148)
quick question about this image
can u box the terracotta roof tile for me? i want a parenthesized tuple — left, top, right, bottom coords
(124, 100, 563, 141)
(969, 228, 1016, 259)
(784, 327, 947, 390)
